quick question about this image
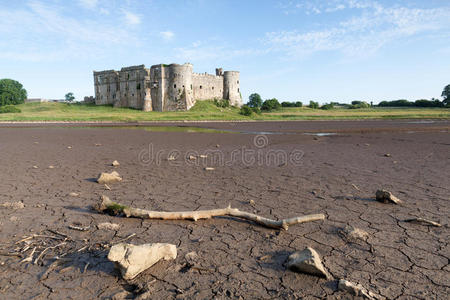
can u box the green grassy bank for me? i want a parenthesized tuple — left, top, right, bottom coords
(0, 101, 449, 122)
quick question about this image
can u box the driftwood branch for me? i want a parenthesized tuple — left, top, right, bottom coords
(96, 195, 325, 230)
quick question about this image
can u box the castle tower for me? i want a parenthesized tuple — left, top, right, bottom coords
(223, 71, 241, 106)
(165, 63, 194, 111)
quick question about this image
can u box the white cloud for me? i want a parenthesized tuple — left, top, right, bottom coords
(267, 1, 450, 59)
(79, 0, 98, 9)
(0, 1, 139, 62)
(123, 10, 141, 25)
(160, 31, 175, 41)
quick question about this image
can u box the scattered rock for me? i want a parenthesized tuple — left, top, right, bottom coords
(97, 171, 122, 184)
(184, 251, 199, 267)
(339, 225, 369, 241)
(0, 201, 25, 209)
(98, 222, 120, 231)
(9, 216, 19, 222)
(34, 141, 39, 144)
(167, 156, 176, 161)
(67, 146, 72, 149)
(68, 192, 79, 197)
(204, 167, 215, 171)
(404, 217, 442, 227)
(48, 165, 55, 169)
(216, 144, 220, 148)
(108, 243, 177, 280)
(32, 165, 38, 169)
(286, 247, 331, 279)
(188, 155, 197, 161)
(105, 184, 111, 190)
(375, 189, 402, 204)
(338, 279, 385, 300)
(112, 160, 120, 167)
(199, 154, 208, 158)
(249, 199, 255, 206)
(384, 153, 391, 157)
(95, 143, 102, 146)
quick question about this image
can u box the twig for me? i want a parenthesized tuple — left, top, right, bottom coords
(0, 252, 22, 257)
(15, 234, 64, 244)
(68, 225, 90, 231)
(47, 229, 70, 239)
(83, 262, 90, 273)
(96, 195, 325, 230)
(20, 247, 36, 263)
(404, 218, 442, 227)
(33, 242, 67, 265)
(115, 233, 137, 244)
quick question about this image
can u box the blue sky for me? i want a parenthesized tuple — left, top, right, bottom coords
(1, 0, 449, 103)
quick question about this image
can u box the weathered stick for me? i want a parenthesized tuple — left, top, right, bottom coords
(96, 195, 325, 230)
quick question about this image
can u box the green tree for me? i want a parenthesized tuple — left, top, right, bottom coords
(65, 92, 75, 102)
(309, 101, 319, 109)
(442, 84, 450, 106)
(261, 98, 281, 111)
(248, 93, 262, 108)
(0, 79, 27, 106)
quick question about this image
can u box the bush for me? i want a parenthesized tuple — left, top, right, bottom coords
(414, 99, 443, 107)
(350, 101, 370, 109)
(281, 101, 302, 108)
(378, 99, 414, 107)
(239, 105, 253, 116)
(213, 99, 230, 108)
(261, 98, 281, 111)
(251, 107, 261, 114)
(0, 105, 21, 113)
(309, 101, 319, 109)
(320, 103, 334, 110)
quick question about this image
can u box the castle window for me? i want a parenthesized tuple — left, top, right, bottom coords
(137, 83, 141, 90)
(200, 85, 202, 89)
(132, 93, 134, 97)
(190, 84, 192, 90)
(174, 84, 176, 88)
(127, 73, 130, 80)
(237, 80, 239, 84)
(238, 88, 240, 92)
(212, 86, 214, 90)
(113, 94, 116, 99)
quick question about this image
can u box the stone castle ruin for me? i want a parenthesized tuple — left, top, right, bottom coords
(93, 63, 241, 111)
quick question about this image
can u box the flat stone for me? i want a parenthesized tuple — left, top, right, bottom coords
(376, 189, 402, 204)
(286, 247, 331, 279)
(112, 160, 120, 167)
(108, 243, 177, 280)
(98, 222, 120, 231)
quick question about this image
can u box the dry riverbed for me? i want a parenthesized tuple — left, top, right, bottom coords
(0, 120, 448, 299)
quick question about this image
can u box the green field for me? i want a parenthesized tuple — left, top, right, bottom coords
(0, 101, 449, 122)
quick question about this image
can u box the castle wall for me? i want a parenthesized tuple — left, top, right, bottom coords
(93, 63, 241, 111)
(192, 73, 223, 101)
(117, 65, 149, 109)
(94, 70, 119, 105)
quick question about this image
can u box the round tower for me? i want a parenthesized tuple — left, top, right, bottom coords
(223, 71, 241, 106)
(166, 63, 194, 111)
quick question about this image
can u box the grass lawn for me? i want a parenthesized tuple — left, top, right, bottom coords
(0, 101, 449, 122)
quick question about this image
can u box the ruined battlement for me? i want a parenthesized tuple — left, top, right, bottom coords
(93, 63, 241, 111)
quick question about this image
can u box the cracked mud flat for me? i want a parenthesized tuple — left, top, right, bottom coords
(0, 120, 448, 299)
